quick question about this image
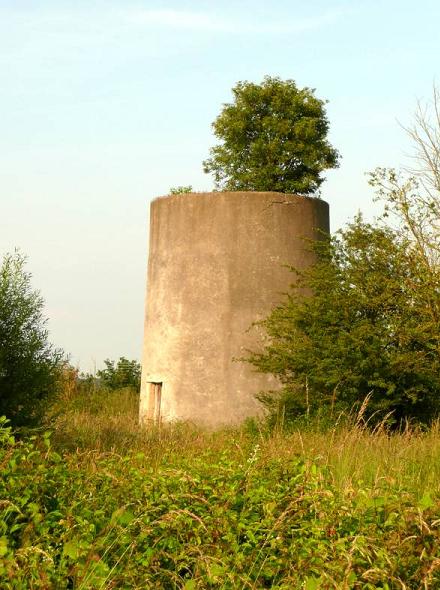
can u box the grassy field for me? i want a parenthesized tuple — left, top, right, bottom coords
(1, 388, 440, 589)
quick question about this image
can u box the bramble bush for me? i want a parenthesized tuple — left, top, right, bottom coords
(2, 416, 440, 588)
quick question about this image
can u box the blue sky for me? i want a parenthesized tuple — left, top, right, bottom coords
(1, 0, 439, 371)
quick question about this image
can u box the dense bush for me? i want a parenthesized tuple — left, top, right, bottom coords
(246, 215, 440, 425)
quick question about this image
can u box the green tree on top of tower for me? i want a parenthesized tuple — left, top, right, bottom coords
(203, 76, 340, 195)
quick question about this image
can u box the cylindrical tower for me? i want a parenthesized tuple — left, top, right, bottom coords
(140, 191, 329, 427)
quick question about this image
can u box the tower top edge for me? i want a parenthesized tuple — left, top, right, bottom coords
(151, 191, 329, 207)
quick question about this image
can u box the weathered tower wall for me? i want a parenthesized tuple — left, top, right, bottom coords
(139, 191, 329, 427)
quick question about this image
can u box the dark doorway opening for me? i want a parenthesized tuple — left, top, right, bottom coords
(148, 382, 162, 422)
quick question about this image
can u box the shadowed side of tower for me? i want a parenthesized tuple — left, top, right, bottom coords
(139, 191, 329, 427)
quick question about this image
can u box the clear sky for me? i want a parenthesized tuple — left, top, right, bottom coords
(1, 0, 439, 371)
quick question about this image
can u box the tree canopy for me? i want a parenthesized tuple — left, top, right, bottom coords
(203, 76, 340, 195)
(0, 251, 63, 426)
(97, 357, 141, 391)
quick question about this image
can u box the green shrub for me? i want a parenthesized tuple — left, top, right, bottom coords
(246, 214, 440, 426)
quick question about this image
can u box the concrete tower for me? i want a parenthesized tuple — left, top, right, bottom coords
(140, 191, 329, 427)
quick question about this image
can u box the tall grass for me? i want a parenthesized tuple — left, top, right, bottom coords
(47, 384, 440, 499)
(261, 421, 440, 499)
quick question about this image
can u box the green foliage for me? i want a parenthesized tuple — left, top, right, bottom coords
(369, 167, 440, 284)
(2, 419, 440, 588)
(203, 76, 340, 195)
(247, 91, 440, 426)
(169, 185, 193, 195)
(0, 251, 63, 427)
(96, 357, 141, 391)
(246, 215, 440, 425)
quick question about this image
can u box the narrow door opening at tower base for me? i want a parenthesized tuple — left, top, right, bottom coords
(148, 382, 162, 422)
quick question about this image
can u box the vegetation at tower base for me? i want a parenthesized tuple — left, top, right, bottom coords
(203, 76, 340, 195)
(0, 251, 63, 427)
